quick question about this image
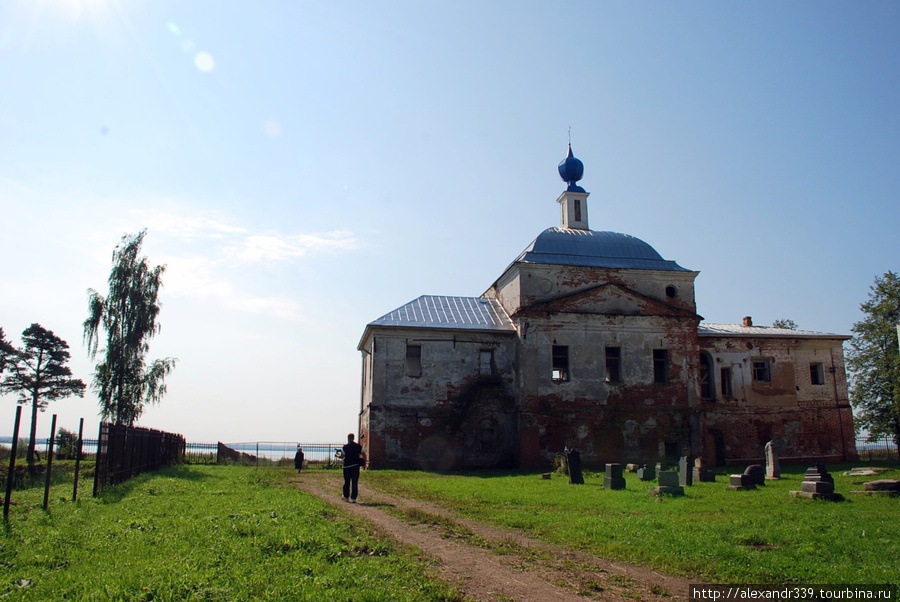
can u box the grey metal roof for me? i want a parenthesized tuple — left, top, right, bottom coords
(698, 323, 849, 339)
(368, 295, 515, 332)
(515, 228, 690, 271)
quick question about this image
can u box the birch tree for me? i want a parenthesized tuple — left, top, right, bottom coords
(84, 230, 177, 426)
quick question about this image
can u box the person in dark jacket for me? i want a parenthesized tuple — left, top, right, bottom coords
(294, 445, 304, 472)
(335, 433, 365, 502)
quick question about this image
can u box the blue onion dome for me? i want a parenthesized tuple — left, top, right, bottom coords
(558, 144, 585, 192)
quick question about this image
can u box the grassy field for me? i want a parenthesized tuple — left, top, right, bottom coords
(0, 465, 462, 601)
(364, 462, 900, 585)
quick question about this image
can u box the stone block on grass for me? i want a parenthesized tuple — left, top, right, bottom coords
(604, 463, 626, 490)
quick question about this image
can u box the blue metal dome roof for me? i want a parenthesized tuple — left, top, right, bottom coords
(515, 228, 690, 271)
(558, 145, 585, 193)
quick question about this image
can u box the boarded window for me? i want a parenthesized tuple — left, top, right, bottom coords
(810, 363, 825, 385)
(405, 344, 422, 377)
(605, 346, 622, 383)
(720, 367, 733, 397)
(479, 349, 494, 376)
(552, 345, 569, 381)
(653, 349, 669, 384)
(752, 359, 771, 383)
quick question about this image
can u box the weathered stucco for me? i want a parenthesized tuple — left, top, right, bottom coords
(357, 157, 856, 471)
(697, 334, 854, 465)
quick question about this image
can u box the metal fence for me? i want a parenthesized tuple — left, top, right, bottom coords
(3, 438, 345, 466)
(855, 435, 899, 461)
(93, 423, 186, 494)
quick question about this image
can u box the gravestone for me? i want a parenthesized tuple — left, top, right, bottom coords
(692, 457, 716, 482)
(649, 470, 684, 496)
(861, 480, 900, 496)
(791, 464, 842, 500)
(659, 471, 679, 487)
(637, 464, 656, 481)
(565, 448, 584, 485)
(679, 455, 694, 487)
(726, 473, 756, 490)
(744, 464, 765, 486)
(604, 463, 626, 490)
(765, 441, 781, 480)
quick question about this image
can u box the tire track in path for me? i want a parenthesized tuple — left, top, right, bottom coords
(292, 471, 693, 602)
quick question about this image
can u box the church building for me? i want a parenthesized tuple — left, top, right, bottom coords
(356, 147, 856, 470)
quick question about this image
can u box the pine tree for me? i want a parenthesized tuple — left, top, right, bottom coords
(0, 324, 86, 463)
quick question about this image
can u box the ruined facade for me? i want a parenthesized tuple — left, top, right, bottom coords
(357, 147, 856, 470)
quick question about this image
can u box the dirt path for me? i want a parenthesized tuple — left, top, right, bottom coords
(291, 471, 693, 602)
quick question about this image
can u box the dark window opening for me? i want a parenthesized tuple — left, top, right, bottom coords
(605, 346, 622, 383)
(665, 285, 678, 298)
(653, 349, 669, 384)
(574, 199, 582, 222)
(552, 345, 569, 381)
(479, 349, 494, 377)
(752, 359, 771, 383)
(405, 344, 422, 377)
(700, 353, 713, 399)
(720, 367, 733, 398)
(810, 362, 825, 385)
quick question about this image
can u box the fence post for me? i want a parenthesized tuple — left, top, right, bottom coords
(43, 414, 58, 511)
(4, 406, 23, 520)
(93, 422, 104, 497)
(73, 418, 84, 502)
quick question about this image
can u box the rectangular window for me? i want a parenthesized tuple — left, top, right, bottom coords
(720, 367, 733, 398)
(479, 349, 494, 377)
(810, 362, 825, 385)
(574, 199, 582, 222)
(405, 344, 422, 377)
(551, 345, 569, 381)
(653, 349, 669, 384)
(752, 359, 771, 383)
(700, 354, 712, 399)
(605, 346, 622, 383)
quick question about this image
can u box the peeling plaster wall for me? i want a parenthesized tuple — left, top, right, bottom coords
(359, 327, 518, 470)
(698, 335, 856, 465)
(514, 310, 703, 469)
(361, 260, 855, 473)
(487, 263, 699, 316)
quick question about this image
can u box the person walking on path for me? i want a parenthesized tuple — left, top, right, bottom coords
(335, 433, 365, 502)
(294, 445, 305, 473)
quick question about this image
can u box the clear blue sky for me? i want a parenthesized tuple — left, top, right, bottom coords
(1, 1, 898, 443)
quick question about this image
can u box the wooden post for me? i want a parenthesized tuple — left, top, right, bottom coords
(43, 414, 57, 511)
(4, 406, 23, 520)
(73, 418, 84, 502)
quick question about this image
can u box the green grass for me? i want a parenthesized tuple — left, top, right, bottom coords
(364, 462, 900, 585)
(0, 465, 463, 601)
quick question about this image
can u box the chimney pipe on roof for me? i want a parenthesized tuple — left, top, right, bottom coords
(743, 316, 753, 327)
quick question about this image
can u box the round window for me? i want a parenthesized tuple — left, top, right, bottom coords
(665, 285, 678, 299)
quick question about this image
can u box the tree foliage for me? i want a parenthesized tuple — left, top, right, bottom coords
(83, 230, 177, 426)
(846, 271, 900, 451)
(772, 318, 798, 330)
(0, 327, 16, 374)
(0, 324, 86, 463)
(54, 427, 79, 460)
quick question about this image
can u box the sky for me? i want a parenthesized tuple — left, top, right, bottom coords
(1, 1, 898, 444)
